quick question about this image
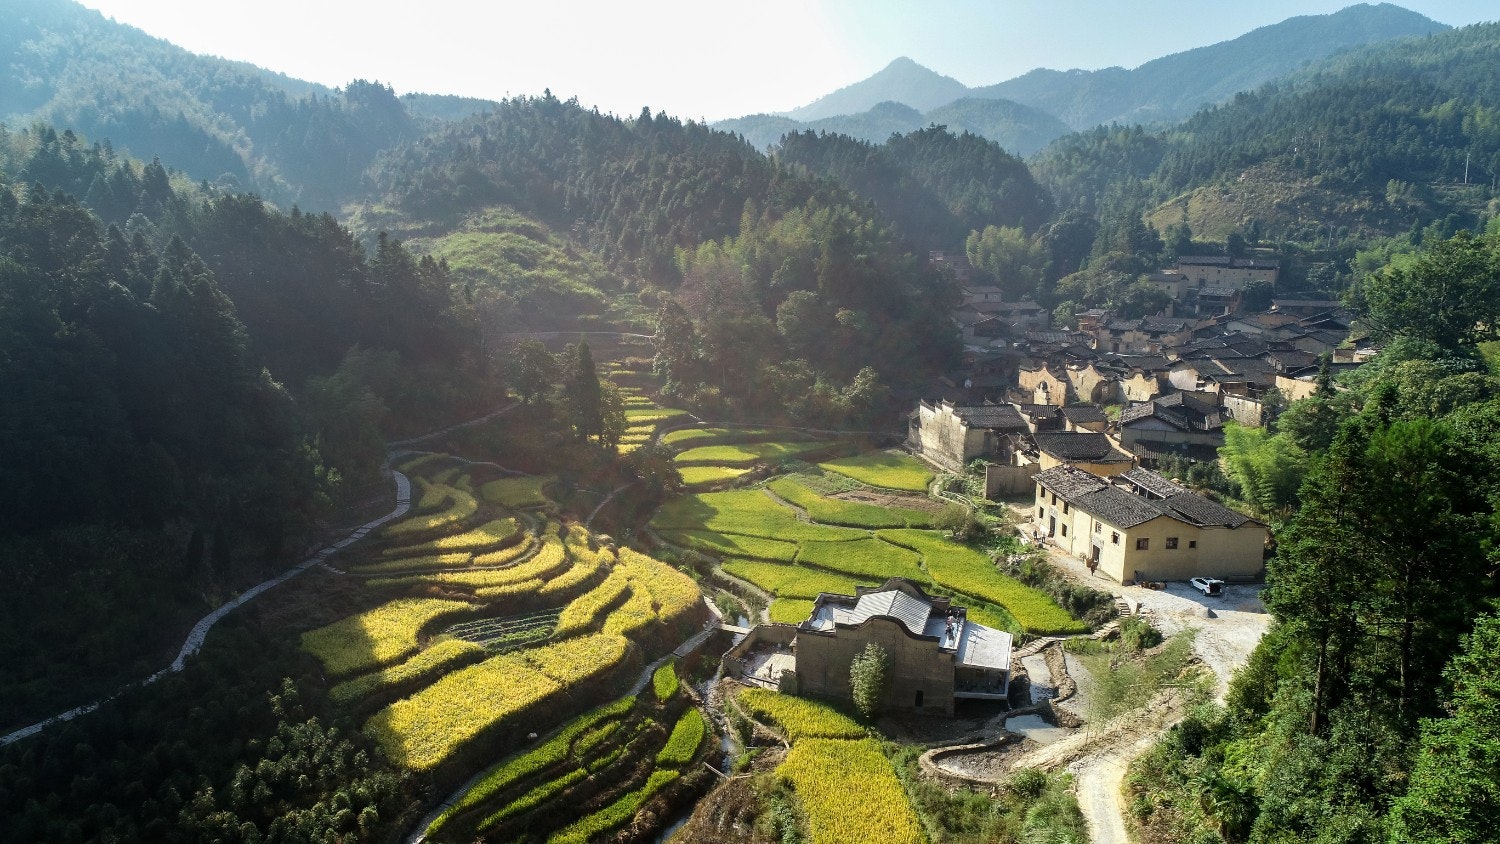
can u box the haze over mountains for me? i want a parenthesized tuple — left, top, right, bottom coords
(715, 3, 1447, 154)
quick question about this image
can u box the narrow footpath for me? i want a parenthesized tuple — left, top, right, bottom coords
(2, 405, 518, 748)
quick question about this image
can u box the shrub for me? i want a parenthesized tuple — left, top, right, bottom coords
(850, 643, 889, 719)
(656, 708, 706, 768)
(301, 598, 476, 676)
(817, 452, 934, 492)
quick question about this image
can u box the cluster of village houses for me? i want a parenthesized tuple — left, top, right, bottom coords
(722, 256, 1343, 714)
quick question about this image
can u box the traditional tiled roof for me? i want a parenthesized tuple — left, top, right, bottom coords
(1119, 467, 1187, 499)
(1076, 486, 1167, 528)
(1119, 393, 1222, 432)
(951, 404, 1026, 430)
(1198, 286, 1239, 297)
(1033, 432, 1131, 462)
(1178, 256, 1278, 270)
(1160, 493, 1255, 528)
(1043, 465, 1260, 531)
(1141, 317, 1191, 333)
(1059, 404, 1109, 424)
(1015, 403, 1060, 419)
(1035, 465, 1109, 498)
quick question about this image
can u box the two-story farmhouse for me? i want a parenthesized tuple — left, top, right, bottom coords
(724, 579, 1012, 714)
(1033, 465, 1266, 583)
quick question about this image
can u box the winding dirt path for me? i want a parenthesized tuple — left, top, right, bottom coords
(2, 405, 522, 748)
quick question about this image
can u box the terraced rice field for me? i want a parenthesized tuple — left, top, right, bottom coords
(650, 471, 1080, 637)
(734, 689, 922, 844)
(818, 452, 934, 492)
(673, 440, 836, 467)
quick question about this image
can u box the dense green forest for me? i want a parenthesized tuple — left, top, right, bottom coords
(1031, 20, 1500, 247)
(364, 94, 964, 423)
(0, 125, 497, 731)
(1126, 229, 1500, 843)
(7, 3, 1500, 841)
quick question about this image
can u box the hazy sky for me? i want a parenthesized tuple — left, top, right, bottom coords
(76, 1, 1500, 121)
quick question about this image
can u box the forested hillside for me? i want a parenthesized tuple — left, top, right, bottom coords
(774, 126, 1053, 247)
(1032, 20, 1500, 247)
(1, 0, 427, 209)
(0, 124, 497, 729)
(977, 2, 1446, 129)
(1127, 228, 1500, 843)
(366, 94, 962, 420)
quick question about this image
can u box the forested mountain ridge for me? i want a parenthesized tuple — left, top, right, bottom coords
(0, 0, 439, 210)
(364, 93, 963, 408)
(715, 96, 1073, 158)
(976, 2, 1446, 129)
(781, 56, 969, 121)
(718, 4, 1445, 153)
(0, 123, 498, 732)
(1030, 18, 1500, 248)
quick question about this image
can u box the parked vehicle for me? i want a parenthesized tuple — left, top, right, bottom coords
(1190, 577, 1225, 597)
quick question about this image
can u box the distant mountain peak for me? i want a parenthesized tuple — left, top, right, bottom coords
(782, 57, 968, 122)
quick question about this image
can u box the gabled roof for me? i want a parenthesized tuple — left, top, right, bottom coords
(1119, 393, 1222, 432)
(1059, 404, 1109, 424)
(951, 404, 1026, 430)
(1035, 464, 1109, 498)
(1033, 432, 1132, 463)
(1119, 467, 1187, 499)
(1076, 486, 1168, 528)
(1159, 493, 1255, 528)
(1141, 317, 1191, 333)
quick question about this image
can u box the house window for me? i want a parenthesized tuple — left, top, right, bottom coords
(1111, 532, 1120, 545)
(1095, 521, 1102, 533)
(1165, 537, 1179, 550)
(1189, 540, 1197, 549)
(1038, 507, 1044, 518)
(1051, 493, 1058, 505)
(914, 690, 924, 709)
(1061, 524, 1068, 537)
(1136, 538, 1150, 550)
(1063, 502, 1070, 514)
